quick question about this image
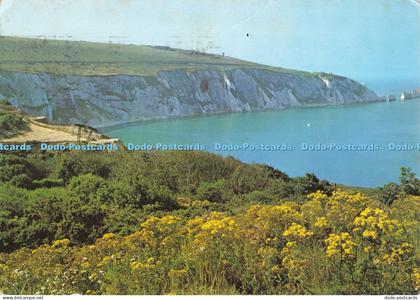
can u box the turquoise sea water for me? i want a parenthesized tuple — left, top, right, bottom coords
(102, 100, 420, 187)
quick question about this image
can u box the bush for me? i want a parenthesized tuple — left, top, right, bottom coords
(0, 190, 418, 295)
(228, 164, 270, 194)
(399, 167, 420, 196)
(266, 179, 295, 199)
(0, 155, 40, 188)
(263, 164, 290, 181)
(9, 174, 33, 189)
(32, 178, 64, 189)
(196, 180, 226, 203)
(130, 177, 178, 210)
(244, 190, 274, 204)
(378, 182, 400, 206)
(56, 154, 112, 183)
(106, 176, 178, 210)
(0, 112, 27, 138)
(291, 173, 332, 196)
(69, 173, 107, 202)
(0, 99, 11, 106)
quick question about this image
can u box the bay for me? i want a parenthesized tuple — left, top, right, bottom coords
(102, 99, 420, 187)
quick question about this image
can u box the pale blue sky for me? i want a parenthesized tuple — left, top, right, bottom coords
(1, 0, 419, 94)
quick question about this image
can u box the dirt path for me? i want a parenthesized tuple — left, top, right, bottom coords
(3, 119, 119, 144)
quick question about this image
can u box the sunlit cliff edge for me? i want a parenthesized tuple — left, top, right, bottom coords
(0, 36, 381, 127)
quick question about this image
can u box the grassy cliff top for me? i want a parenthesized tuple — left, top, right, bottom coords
(0, 36, 312, 76)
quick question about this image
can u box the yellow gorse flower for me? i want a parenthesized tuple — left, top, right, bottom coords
(102, 233, 116, 240)
(307, 190, 329, 202)
(413, 268, 420, 291)
(282, 223, 313, 238)
(383, 243, 414, 265)
(314, 217, 327, 228)
(354, 208, 403, 241)
(271, 265, 280, 274)
(325, 232, 356, 258)
(200, 217, 237, 235)
(329, 190, 370, 205)
(363, 246, 372, 253)
(52, 239, 70, 248)
(97, 255, 113, 268)
(130, 261, 155, 271)
(362, 230, 378, 240)
(0, 191, 417, 295)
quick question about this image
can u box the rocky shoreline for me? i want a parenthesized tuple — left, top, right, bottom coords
(0, 69, 381, 127)
(400, 89, 420, 101)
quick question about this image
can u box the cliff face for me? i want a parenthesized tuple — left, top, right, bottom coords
(0, 69, 379, 127)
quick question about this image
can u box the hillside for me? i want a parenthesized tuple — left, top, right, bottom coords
(0, 36, 380, 127)
(0, 149, 418, 294)
(0, 36, 306, 76)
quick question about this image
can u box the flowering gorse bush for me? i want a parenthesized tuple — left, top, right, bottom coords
(0, 191, 418, 295)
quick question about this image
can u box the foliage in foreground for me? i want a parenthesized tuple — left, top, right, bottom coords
(0, 151, 333, 252)
(0, 151, 419, 295)
(0, 190, 418, 295)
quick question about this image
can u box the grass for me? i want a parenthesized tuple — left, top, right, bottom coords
(0, 36, 314, 77)
(337, 184, 379, 198)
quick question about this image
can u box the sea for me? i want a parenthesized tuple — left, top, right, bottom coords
(102, 98, 420, 187)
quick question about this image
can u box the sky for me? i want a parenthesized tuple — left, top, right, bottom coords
(0, 0, 419, 94)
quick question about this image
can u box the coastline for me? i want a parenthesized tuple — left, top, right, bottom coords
(100, 96, 420, 132)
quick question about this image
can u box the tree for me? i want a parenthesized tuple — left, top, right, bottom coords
(399, 167, 420, 195)
(263, 164, 290, 181)
(196, 180, 226, 203)
(378, 182, 400, 206)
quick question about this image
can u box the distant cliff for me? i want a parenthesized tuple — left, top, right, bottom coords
(400, 89, 420, 100)
(0, 37, 381, 127)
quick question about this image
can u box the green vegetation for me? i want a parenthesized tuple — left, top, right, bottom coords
(0, 151, 334, 252)
(375, 167, 420, 206)
(0, 150, 418, 294)
(0, 100, 12, 107)
(0, 111, 29, 139)
(0, 36, 313, 76)
(0, 100, 29, 139)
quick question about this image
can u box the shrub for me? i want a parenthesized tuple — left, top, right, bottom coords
(228, 165, 270, 194)
(399, 167, 420, 196)
(56, 154, 112, 183)
(196, 179, 227, 203)
(0, 191, 417, 295)
(244, 190, 274, 204)
(69, 173, 107, 202)
(0, 99, 11, 106)
(0, 112, 28, 138)
(0, 154, 40, 188)
(378, 182, 400, 206)
(9, 173, 33, 189)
